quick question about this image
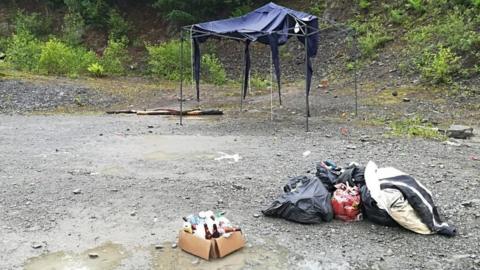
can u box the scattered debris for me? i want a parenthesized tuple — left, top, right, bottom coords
(443, 140, 461, 147)
(302, 150, 311, 157)
(253, 213, 260, 218)
(232, 184, 245, 190)
(31, 243, 43, 249)
(360, 136, 370, 142)
(215, 152, 241, 163)
(107, 108, 223, 116)
(72, 189, 82, 195)
(446, 125, 474, 139)
(461, 200, 479, 207)
(346, 145, 357, 150)
(319, 79, 329, 89)
(105, 109, 136, 114)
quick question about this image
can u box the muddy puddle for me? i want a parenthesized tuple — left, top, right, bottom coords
(24, 242, 128, 270)
(166, 115, 224, 122)
(151, 242, 290, 270)
(24, 241, 291, 270)
(142, 135, 237, 161)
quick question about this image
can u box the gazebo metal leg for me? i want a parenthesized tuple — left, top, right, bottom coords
(240, 43, 245, 113)
(179, 31, 184, 126)
(304, 33, 309, 132)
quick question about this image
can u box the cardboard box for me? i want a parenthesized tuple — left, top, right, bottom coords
(177, 230, 245, 260)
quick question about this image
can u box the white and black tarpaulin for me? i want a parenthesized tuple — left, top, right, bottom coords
(180, 2, 319, 130)
(365, 161, 457, 236)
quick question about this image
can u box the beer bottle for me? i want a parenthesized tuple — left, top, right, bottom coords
(212, 224, 220, 238)
(204, 224, 212, 240)
(224, 227, 242, 233)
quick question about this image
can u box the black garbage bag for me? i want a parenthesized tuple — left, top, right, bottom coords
(360, 185, 398, 227)
(262, 175, 334, 224)
(337, 163, 366, 187)
(315, 162, 341, 193)
(316, 161, 365, 192)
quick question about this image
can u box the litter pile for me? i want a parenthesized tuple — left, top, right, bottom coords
(178, 210, 245, 260)
(263, 161, 457, 237)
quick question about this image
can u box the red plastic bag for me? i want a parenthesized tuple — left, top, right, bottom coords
(331, 183, 362, 222)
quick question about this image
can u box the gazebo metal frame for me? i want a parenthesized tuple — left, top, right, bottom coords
(177, 17, 359, 132)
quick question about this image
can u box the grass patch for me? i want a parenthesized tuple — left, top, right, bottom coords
(389, 116, 446, 140)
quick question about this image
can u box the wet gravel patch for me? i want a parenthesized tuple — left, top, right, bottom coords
(0, 79, 121, 113)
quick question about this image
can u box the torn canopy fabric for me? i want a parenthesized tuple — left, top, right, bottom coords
(190, 2, 319, 101)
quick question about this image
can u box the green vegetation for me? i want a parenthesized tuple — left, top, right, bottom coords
(350, 0, 479, 86)
(406, 0, 425, 13)
(5, 35, 130, 77)
(359, 0, 371, 10)
(308, 1, 326, 16)
(146, 40, 190, 81)
(389, 116, 446, 140)
(107, 9, 131, 42)
(14, 10, 52, 37)
(62, 12, 85, 46)
(152, 0, 254, 28)
(100, 38, 130, 75)
(351, 17, 393, 57)
(146, 40, 227, 84)
(6, 31, 42, 71)
(0, 0, 478, 90)
(63, 0, 108, 26)
(250, 74, 271, 89)
(38, 39, 96, 76)
(200, 54, 227, 85)
(416, 47, 461, 84)
(389, 9, 406, 25)
(87, 63, 105, 77)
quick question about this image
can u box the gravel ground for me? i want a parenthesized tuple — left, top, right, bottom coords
(0, 76, 479, 269)
(0, 79, 121, 113)
(0, 111, 479, 269)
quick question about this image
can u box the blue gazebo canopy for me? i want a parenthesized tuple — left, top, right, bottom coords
(187, 2, 319, 103)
